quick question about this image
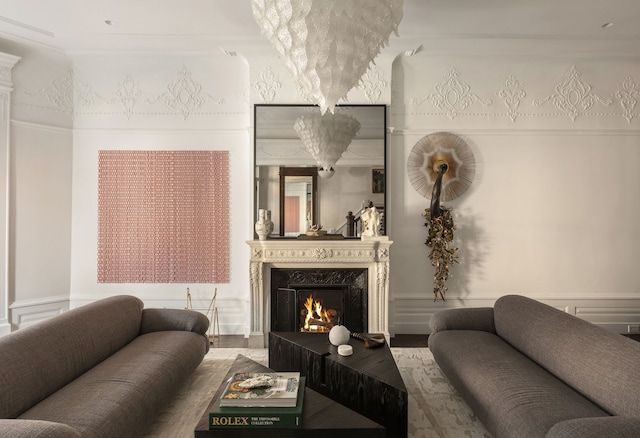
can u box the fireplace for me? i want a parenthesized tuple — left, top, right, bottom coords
(271, 268, 367, 333)
(247, 238, 392, 348)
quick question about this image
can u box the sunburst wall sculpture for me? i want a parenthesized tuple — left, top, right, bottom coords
(407, 132, 475, 301)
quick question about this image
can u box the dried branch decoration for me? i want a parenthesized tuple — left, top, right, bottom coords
(424, 206, 458, 301)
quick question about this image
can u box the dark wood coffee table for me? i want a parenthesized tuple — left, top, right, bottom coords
(269, 332, 408, 438)
(194, 354, 384, 437)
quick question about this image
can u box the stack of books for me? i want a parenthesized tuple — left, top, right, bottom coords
(209, 371, 304, 430)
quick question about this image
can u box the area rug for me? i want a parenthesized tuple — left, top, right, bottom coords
(143, 347, 491, 438)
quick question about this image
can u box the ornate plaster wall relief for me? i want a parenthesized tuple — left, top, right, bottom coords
(19, 64, 229, 120)
(0, 66, 12, 84)
(497, 74, 527, 123)
(0, 93, 7, 123)
(358, 66, 387, 104)
(534, 66, 612, 122)
(113, 75, 142, 120)
(254, 65, 282, 103)
(150, 65, 225, 120)
(23, 68, 102, 116)
(614, 76, 639, 123)
(412, 67, 492, 120)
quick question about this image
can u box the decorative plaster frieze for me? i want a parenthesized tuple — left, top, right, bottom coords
(254, 66, 282, 103)
(358, 66, 387, 104)
(24, 69, 87, 115)
(254, 247, 379, 264)
(403, 64, 640, 124)
(150, 65, 225, 120)
(18, 65, 228, 120)
(534, 66, 612, 122)
(412, 67, 492, 120)
(614, 76, 640, 123)
(497, 74, 527, 123)
(113, 75, 142, 120)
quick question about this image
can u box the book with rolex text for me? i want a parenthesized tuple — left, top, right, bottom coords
(219, 371, 301, 407)
(209, 377, 305, 429)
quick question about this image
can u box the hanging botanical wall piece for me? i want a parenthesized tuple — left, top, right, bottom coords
(424, 188, 458, 301)
(407, 132, 475, 301)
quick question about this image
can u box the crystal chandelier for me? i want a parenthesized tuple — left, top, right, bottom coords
(251, 0, 403, 114)
(294, 112, 361, 178)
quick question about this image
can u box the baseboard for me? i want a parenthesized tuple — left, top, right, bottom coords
(390, 295, 640, 335)
(9, 295, 69, 330)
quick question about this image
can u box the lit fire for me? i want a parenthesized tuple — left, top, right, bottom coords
(302, 295, 334, 332)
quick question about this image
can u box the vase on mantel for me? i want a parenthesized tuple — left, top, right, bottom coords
(255, 209, 274, 240)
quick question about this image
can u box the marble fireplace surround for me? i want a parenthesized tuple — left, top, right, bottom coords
(246, 238, 392, 348)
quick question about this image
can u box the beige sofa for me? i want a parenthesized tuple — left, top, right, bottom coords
(0, 295, 209, 438)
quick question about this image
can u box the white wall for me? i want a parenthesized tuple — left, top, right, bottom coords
(388, 45, 640, 334)
(1, 40, 73, 329)
(67, 54, 252, 335)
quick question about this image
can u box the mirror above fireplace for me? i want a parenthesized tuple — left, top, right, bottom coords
(255, 104, 387, 238)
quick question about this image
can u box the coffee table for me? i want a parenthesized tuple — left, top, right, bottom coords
(269, 332, 408, 438)
(194, 354, 384, 437)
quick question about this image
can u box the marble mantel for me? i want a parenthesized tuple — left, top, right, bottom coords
(246, 238, 393, 348)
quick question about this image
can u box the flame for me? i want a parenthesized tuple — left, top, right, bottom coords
(302, 295, 333, 332)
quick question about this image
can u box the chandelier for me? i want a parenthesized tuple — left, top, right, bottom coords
(251, 0, 403, 114)
(294, 112, 361, 178)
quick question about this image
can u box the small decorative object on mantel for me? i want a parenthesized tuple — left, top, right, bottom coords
(298, 224, 345, 240)
(361, 205, 381, 238)
(255, 209, 274, 240)
(408, 132, 475, 302)
(305, 224, 327, 237)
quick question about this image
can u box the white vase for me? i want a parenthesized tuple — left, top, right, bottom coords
(255, 209, 273, 240)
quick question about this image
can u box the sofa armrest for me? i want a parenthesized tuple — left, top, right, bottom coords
(0, 420, 81, 438)
(547, 417, 640, 438)
(429, 307, 496, 335)
(140, 308, 210, 336)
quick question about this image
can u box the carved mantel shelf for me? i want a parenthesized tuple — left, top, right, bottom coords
(246, 238, 393, 348)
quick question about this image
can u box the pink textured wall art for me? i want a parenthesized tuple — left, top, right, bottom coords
(97, 150, 230, 283)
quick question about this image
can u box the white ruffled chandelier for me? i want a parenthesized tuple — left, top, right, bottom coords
(294, 112, 361, 178)
(251, 0, 403, 115)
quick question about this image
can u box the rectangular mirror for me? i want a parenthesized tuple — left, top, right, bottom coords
(255, 104, 386, 238)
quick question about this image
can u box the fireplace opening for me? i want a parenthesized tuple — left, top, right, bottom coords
(271, 268, 367, 334)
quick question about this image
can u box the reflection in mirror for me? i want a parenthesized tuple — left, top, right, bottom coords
(280, 167, 317, 236)
(255, 104, 386, 238)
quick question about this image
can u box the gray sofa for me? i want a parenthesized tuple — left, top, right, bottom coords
(0, 295, 210, 438)
(429, 294, 640, 438)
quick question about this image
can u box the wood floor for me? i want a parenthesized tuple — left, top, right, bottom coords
(209, 334, 429, 348)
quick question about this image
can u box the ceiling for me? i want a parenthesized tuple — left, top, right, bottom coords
(0, 0, 638, 55)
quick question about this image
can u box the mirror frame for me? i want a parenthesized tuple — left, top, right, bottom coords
(254, 103, 387, 239)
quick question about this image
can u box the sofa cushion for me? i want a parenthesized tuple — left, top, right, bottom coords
(0, 295, 144, 419)
(19, 330, 206, 438)
(429, 329, 608, 438)
(493, 294, 640, 417)
(0, 419, 81, 437)
(547, 417, 640, 438)
(141, 307, 210, 335)
(429, 306, 496, 335)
